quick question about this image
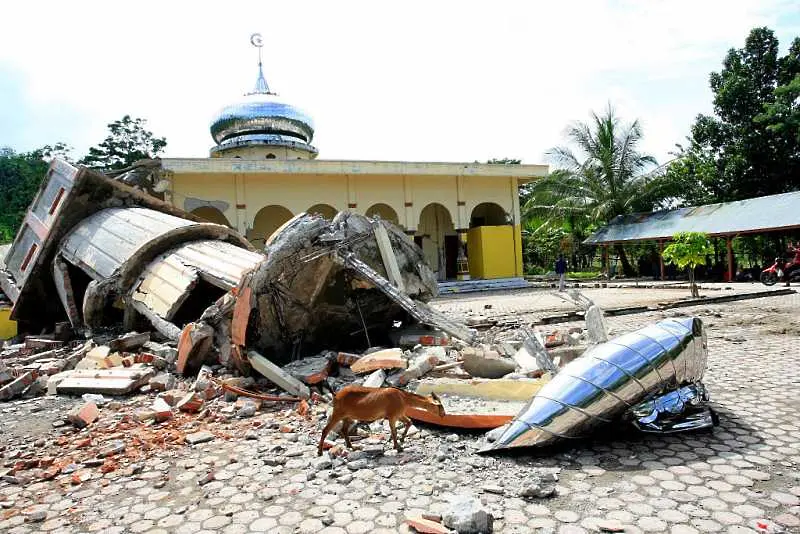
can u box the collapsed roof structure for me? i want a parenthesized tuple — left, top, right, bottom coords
(0, 159, 475, 373)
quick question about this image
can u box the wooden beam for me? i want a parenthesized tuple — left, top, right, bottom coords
(727, 236, 734, 282)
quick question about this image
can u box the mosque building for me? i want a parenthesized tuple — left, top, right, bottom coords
(159, 36, 547, 281)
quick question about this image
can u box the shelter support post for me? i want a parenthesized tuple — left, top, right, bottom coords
(603, 245, 609, 276)
(726, 236, 733, 282)
(659, 240, 665, 281)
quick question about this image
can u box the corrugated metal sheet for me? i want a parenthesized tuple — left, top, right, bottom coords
(169, 240, 263, 288)
(131, 254, 199, 319)
(131, 240, 263, 319)
(584, 191, 800, 244)
(59, 207, 200, 280)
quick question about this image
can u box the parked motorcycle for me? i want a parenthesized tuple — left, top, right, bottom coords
(760, 257, 800, 286)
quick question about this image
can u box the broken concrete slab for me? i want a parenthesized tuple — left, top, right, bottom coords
(351, 348, 406, 374)
(282, 354, 334, 385)
(56, 368, 155, 395)
(185, 431, 215, 445)
(0, 371, 36, 401)
(460, 348, 517, 379)
(108, 331, 150, 352)
(247, 350, 310, 399)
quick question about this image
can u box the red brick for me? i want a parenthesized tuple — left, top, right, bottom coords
(67, 401, 99, 428)
(405, 517, 450, 533)
(176, 392, 205, 413)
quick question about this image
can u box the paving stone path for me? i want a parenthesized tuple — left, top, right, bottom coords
(1, 291, 799, 533)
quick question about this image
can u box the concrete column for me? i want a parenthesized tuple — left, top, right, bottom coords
(403, 174, 414, 231)
(659, 240, 665, 281)
(346, 175, 357, 212)
(456, 175, 467, 229)
(234, 173, 247, 234)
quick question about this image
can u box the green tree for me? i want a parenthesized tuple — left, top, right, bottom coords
(523, 106, 676, 276)
(662, 232, 713, 298)
(0, 147, 50, 242)
(79, 115, 167, 171)
(670, 28, 800, 203)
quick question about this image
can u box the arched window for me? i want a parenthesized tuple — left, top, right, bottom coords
(266, 153, 276, 159)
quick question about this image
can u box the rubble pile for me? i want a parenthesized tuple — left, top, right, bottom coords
(0, 158, 718, 520)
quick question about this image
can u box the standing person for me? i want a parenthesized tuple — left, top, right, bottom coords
(555, 254, 567, 292)
(785, 242, 800, 287)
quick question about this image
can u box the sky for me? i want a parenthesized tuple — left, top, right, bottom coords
(1, 1, 798, 167)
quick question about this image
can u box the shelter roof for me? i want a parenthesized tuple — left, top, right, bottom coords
(584, 191, 800, 244)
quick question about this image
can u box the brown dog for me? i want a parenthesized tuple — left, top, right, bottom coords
(318, 385, 445, 455)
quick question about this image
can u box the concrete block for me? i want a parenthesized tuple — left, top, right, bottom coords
(185, 431, 215, 445)
(247, 350, 310, 399)
(461, 348, 517, 379)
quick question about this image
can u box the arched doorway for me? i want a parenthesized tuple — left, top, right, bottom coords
(191, 206, 231, 227)
(417, 203, 457, 280)
(248, 205, 293, 247)
(306, 204, 337, 220)
(365, 203, 400, 226)
(470, 202, 507, 227)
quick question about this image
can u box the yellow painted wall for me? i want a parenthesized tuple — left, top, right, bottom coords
(410, 175, 458, 229)
(462, 176, 513, 218)
(243, 174, 348, 223)
(0, 307, 17, 340)
(467, 225, 518, 279)
(352, 175, 405, 225)
(169, 167, 527, 279)
(171, 174, 238, 227)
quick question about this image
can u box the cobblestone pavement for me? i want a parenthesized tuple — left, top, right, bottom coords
(1, 292, 799, 534)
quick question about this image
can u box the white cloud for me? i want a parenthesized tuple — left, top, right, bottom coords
(0, 0, 797, 164)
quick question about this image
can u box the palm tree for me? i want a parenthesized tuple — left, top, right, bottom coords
(524, 106, 668, 276)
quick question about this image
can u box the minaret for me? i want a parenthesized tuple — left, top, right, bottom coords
(208, 34, 317, 159)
